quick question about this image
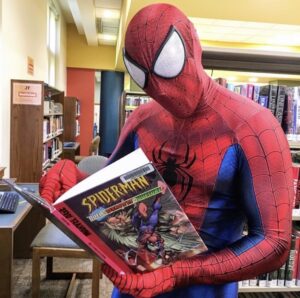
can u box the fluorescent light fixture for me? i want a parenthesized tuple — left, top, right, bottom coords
(96, 8, 120, 19)
(98, 33, 117, 41)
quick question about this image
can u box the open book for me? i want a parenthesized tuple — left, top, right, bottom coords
(4, 148, 207, 274)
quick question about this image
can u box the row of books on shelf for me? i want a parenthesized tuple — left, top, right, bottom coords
(215, 78, 300, 141)
(239, 224, 300, 289)
(43, 116, 63, 142)
(43, 137, 63, 167)
(44, 100, 63, 115)
(125, 94, 152, 108)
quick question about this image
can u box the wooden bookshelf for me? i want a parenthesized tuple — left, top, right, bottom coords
(10, 80, 64, 182)
(120, 91, 152, 129)
(63, 96, 80, 141)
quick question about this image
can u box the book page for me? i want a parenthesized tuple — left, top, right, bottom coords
(54, 148, 150, 204)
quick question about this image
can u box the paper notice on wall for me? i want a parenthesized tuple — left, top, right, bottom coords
(12, 82, 42, 105)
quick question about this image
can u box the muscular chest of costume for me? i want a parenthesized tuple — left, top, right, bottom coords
(135, 107, 235, 229)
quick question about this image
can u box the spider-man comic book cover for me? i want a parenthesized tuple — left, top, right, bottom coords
(50, 149, 207, 273)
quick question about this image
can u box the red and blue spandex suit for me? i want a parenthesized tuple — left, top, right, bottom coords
(40, 3, 294, 298)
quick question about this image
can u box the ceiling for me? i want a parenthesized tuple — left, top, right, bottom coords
(57, 0, 300, 78)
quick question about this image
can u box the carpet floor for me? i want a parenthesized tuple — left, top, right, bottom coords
(12, 257, 113, 298)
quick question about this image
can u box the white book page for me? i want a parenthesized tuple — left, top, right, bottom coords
(54, 148, 149, 204)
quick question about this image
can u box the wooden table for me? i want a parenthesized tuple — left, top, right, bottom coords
(0, 183, 45, 297)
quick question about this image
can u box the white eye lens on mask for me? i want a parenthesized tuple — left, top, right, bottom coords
(123, 50, 148, 89)
(153, 27, 186, 78)
(123, 26, 186, 88)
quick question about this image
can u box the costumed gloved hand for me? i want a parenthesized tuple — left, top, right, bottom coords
(39, 160, 88, 203)
(102, 260, 190, 298)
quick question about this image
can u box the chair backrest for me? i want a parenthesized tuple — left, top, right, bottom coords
(77, 155, 108, 175)
(88, 136, 100, 156)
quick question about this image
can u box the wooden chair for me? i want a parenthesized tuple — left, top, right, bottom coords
(31, 223, 102, 298)
(75, 136, 101, 164)
(31, 155, 108, 298)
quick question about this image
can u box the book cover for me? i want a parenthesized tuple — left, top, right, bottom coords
(4, 148, 207, 274)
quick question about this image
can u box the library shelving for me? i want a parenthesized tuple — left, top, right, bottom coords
(63, 96, 80, 141)
(120, 91, 152, 128)
(10, 80, 64, 182)
(209, 51, 300, 294)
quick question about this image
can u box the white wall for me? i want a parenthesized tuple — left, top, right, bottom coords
(0, 0, 67, 175)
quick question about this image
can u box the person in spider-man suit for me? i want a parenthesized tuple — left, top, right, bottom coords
(40, 3, 294, 298)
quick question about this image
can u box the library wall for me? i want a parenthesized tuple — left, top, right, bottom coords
(66, 24, 116, 70)
(0, 0, 67, 174)
(67, 67, 95, 156)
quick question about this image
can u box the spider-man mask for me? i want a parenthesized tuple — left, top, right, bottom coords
(123, 3, 210, 118)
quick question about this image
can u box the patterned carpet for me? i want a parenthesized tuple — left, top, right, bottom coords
(13, 257, 113, 298)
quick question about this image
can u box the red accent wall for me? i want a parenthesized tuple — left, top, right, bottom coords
(67, 68, 95, 156)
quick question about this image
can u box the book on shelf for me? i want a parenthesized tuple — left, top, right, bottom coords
(293, 163, 300, 209)
(283, 87, 295, 138)
(275, 85, 287, 126)
(3, 148, 207, 274)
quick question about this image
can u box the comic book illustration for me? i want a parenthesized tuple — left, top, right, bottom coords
(4, 148, 207, 274)
(54, 162, 207, 272)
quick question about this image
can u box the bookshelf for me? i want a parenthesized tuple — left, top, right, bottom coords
(63, 96, 80, 141)
(120, 91, 152, 128)
(209, 52, 300, 294)
(10, 80, 64, 182)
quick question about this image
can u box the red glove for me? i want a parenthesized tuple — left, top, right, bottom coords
(102, 264, 180, 298)
(39, 160, 88, 203)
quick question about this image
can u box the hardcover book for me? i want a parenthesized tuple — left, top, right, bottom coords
(4, 148, 207, 274)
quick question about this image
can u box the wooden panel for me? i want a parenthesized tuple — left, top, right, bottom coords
(64, 97, 77, 141)
(10, 80, 43, 182)
(0, 228, 13, 298)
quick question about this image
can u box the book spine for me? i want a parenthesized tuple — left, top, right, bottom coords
(246, 84, 254, 100)
(53, 203, 131, 274)
(283, 88, 295, 138)
(275, 85, 286, 126)
(258, 85, 270, 108)
(249, 277, 257, 287)
(258, 273, 268, 287)
(277, 260, 287, 286)
(295, 87, 300, 141)
(253, 85, 260, 103)
(267, 270, 278, 287)
(268, 85, 278, 115)
(285, 235, 297, 287)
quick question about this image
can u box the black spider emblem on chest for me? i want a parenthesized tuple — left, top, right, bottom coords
(152, 141, 196, 202)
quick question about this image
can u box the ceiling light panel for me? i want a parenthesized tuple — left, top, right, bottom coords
(190, 17, 300, 47)
(94, 0, 122, 10)
(95, 8, 120, 19)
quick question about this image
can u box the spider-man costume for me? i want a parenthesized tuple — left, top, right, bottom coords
(40, 3, 294, 298)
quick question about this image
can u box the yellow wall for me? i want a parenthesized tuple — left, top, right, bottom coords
(0, 0, 67, 173)
(67, 24, 115, 70)
(128, 0, 300, 25)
